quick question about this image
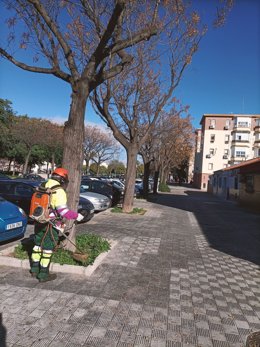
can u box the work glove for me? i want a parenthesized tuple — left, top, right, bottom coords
(76, 213, 84, 222)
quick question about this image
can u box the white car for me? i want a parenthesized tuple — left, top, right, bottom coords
(80, 188, 111, 212)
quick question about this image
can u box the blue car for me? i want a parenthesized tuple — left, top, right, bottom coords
(0, 196, 27, 243)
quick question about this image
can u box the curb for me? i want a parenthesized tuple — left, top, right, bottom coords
(0, 240, 117, 277)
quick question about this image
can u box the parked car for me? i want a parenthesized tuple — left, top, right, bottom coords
(0, 196, 27, 243)
(17, 174, 46, 181)
(110, 179, 125, 190)
(81, 178, 123, 206)
(135, 179, 153, 196)
(0, 173, 11, 179)
(80, 187, 111, 212)
(0, 179, 94, 223)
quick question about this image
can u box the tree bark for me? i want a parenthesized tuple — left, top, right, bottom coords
(23, 147, 32, 174)
(123, 145, 138, 213)
(8, 158, 12, 172)
(62, 86, 88, 251)
(143, 161, 151, 199)
(153, 170, 159, 194)
(51, 153, 55, 173)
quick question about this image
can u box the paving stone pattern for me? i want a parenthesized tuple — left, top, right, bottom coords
(0, 186, 260, 347)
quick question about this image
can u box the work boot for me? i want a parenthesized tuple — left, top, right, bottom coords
(30, 262, 39, 277)
(37, 266, 57, 282)
(38, 273, 57, 283)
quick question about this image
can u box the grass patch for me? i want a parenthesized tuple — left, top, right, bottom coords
(13, 233, 110, 267)
(130, 207, 146, 215)
(111, 207, 146, 215)
(111, 207, 123, 213)
(158, 183, 170, 192)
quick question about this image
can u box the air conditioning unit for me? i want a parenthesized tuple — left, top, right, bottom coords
(206, 154, 212, 158)
(224, 126, 229, 130)
(209, 125, 215, 129)
(223, 155, 228, 159)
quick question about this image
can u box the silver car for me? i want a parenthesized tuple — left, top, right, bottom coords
(80, 188, 111, 212)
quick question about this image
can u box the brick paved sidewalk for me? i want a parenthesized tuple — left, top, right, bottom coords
(0, 187, 260, 347)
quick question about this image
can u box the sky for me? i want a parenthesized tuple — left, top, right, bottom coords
(0, 0, 259, 132)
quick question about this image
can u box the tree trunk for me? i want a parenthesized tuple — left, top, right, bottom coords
(12, 159, 16, 176)
(160, 166, 167, 185)
(62, 87, 88, 251)
(153, 170, 159, 194)
(122, 145, 138, 213)
(96, 162, 100, 175)
(23, 147, 32, 175)
(85, 157, 90, 174)
(143, 160, 151, 199)
(51, 153, 55, 173)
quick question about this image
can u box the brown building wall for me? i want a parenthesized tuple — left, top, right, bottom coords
(193, 172, 210, 189)
(204, 116, 233, 130)
(239, 175, 260, 211)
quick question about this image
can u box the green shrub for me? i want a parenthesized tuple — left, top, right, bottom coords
(13, 233, 110, 267)
(158, 182, 170, 192)
(111, 207, 146, 215)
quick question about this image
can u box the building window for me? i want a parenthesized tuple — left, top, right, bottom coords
(209, 148, 215, 155)
(223, 164, 228, 168)
(257, 149, 260, 157)
(208, 163, 213, 170)
(238, 121, 249, 127)
(209, 119, 216, 128)
(236, 151, 246, 157)
(210, 134, 215, 143)
(224, 149, 229, 155)
(225, 120, 230, 127)
(225, 135, 229, 143)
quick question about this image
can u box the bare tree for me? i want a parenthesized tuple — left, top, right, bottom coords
(139, 103, 192, 195)
(83, 125, 119, 175)
(92, 1, 233, 211)
(83, 126, 103, 174)
(92, 133, 120, 175)
(92, 4, 203, 211)
(157, 111, 194, 185)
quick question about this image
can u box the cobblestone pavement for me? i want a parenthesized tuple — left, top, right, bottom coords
(0, 186, 260, 347)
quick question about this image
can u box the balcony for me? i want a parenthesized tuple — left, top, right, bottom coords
(233, 124, 250, 132)
(230, 155, 247, 161)
(231, 139, 250, 146)
(254, 125, 260, 133)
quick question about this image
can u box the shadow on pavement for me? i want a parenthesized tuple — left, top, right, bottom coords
(148, 187, 260, 266)
(0, 313, 7, 347)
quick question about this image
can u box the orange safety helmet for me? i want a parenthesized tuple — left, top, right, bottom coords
(52, 168, 69, 181)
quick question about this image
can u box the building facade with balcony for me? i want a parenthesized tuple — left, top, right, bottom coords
(193, 113, 260, 190)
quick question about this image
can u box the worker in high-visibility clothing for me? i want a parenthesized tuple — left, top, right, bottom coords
(30, 168, 84, 282)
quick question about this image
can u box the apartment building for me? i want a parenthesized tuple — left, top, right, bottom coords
(193, 114, 260, 190)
